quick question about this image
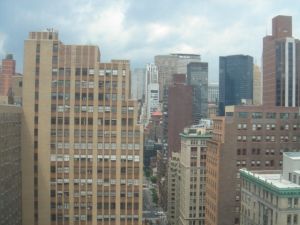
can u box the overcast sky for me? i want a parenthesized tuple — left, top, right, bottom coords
(0, 0, 300, 82)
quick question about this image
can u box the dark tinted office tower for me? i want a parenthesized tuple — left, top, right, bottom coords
(263, 15, 300, 107)
(187, 62, 208, 122)
(219, 55, 253, 116)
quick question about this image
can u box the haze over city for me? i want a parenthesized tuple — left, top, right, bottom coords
(1, 0, 300, 82)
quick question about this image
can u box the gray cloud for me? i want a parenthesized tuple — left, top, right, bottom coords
(1, 0, 300, 82)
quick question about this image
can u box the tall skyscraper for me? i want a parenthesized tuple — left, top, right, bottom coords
(205, 105, 300, 225)
(131, 68, 145, 101)
(208, 83, 219, 118)
(155, 54, 201, 101)
(141, 63, 159, 125)
(0, 105, 22, 225)
(253, 64, 262, 105)
(167, 74, 193, 157)
(22, 31, 143, 225)
(263, 15, 300, 107)
(218, 55, 253, 116)
(208, 83, 219, 104)
(187, 62, 208, 122)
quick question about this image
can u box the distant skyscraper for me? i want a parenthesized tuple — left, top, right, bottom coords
(0, 54, 15, 96)
(218, 55, 253, 116)
(167, 74, 193, 157)
(131, 68, 146, 100)
(208, 83, 219, 104)
(22, 31, 143, 225)
(187, 62, 208, 122)
(141, 63, 159, 125)
(155, 54, 201, 101)
(0, 105, 22, 225)
(253, 64, 262, 105)
(263, 15, 300, 107)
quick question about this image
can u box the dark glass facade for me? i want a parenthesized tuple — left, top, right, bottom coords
(187, 62, 208, 122)
(218, 55, 253, 116)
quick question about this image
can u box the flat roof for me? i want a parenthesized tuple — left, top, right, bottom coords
(284, 152, 300, 159)
(240, 169, 300, 197)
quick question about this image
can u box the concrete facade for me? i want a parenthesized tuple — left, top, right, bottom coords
(22, 31, 143, 225)
(240, 153, 300, 225)
(0, 104, 22, 225)
(205, 105, 300, 225)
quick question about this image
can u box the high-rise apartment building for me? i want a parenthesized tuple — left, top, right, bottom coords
(219, 55, 253, 116)
(187, 62, 208, 122)
(131, 68, 145, 101)
(253, 65, 262, 105)
(0, 104, 22, 225)
(22, 31, 143, 225)
(167, 74, 193, 157)
(240, 152, 300, 225)
(263, 15, 300, 107)
(205, 105, 300, 225)
(155, 54, 201, 101)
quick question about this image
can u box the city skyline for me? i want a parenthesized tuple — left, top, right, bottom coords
(1, 0, 300, 82)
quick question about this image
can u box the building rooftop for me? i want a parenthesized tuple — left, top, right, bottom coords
(240, 169, 300, 196)
(284, 152, 300, 159)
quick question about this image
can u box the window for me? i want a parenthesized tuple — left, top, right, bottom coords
(252, 112, 263, 119)
(238, 112, 248, 118)
(280, 113, 289, 119)
(266, 112, 276, 119)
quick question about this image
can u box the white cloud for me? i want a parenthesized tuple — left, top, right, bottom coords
(0, 32, 6, 57)
(146, 23, 173, 43)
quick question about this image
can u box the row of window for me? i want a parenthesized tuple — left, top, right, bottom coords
(52, 67, 126, 78)
(238, 123, 299, 130)
(50, 154, 140, 161)
(51, 117, 134, 126)
(234, 112, 299, 119)
(237, 135, 299, 142)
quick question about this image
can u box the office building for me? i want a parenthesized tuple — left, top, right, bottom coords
(240, 152, 300, 225)
(155, 54, 201, 101)
(178, 123, 212, 225)
(208, 83, 219, 118)
(205, 105, 300, 225)
(187, 62, 208, 122)
(253, 65, 262, 105)
(0, 104, 22, 225)
(219, 55, 253, 115)
(22, 31, 143, 225)
(167, 74, 193, 156)
(141, 64, 159, 125)
(131, 68, 145, 101)
(208, 83, 219, 104)
(263, 15, 300, 107)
